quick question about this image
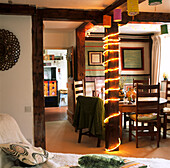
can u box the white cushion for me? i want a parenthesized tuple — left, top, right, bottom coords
(163, 107, 170, 113)
(0, 142, 53, 166)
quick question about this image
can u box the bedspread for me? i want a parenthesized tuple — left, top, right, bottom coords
(1, 151, 170, 168)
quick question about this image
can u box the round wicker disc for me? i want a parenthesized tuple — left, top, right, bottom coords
(0, 29, 20, 71)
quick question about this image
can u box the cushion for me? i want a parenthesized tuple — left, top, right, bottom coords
(130, 113, 157, 122)
(0, 142, 53, 166)
(163, 107, 170, 113)
(78, 154, 124, 168)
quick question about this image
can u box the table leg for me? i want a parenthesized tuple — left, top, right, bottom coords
(120, 112, 122, 141)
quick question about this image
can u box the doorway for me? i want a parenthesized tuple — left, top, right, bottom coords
(43, 49, 68, 122)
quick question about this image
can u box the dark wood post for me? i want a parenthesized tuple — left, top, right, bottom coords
(104, 23, 120, 151)
(32, 14, 45, 148)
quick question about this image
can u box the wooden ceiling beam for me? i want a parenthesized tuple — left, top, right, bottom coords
(0, 3, 36, 15)
(37, 8, 103, 23)
(121, 11, 170, 24)
(103, 0, 146, 15)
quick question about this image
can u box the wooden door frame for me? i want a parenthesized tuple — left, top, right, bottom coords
(1, 3, 170, 148)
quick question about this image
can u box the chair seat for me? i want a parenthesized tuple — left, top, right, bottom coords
(163, 107, 170, 113)
(130, 113, 157, 122)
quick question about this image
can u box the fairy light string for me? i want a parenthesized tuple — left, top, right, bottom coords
(103, 30, 121, 151)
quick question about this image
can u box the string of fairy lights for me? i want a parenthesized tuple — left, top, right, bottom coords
(103, 32, 121, 152)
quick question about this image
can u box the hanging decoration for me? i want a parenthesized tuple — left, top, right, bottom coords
(127, 0, 139, 16)
(103, 15, 112, 28)
(149, 0, 162, 6)
(103, 28, 121, 152)
(161, 24, 168, 34)
(113, 9, 122, 22)
(0, 29, 20, 71)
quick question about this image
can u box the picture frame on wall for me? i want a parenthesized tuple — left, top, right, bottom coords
(88, 51, 103, 66)
(121, 47, 144, 70)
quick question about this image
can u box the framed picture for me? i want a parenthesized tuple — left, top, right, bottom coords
(88, 51, 103, 66)
(121, 47, 144, 70)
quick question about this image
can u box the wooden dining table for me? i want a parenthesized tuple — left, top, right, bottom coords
(119, 98, 167, 141)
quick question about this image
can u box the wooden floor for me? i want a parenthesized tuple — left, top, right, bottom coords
(45, 106, 68, 122)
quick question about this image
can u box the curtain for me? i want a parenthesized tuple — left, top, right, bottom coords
(159, 35, 170, 82)
(151, 35, 161, 85)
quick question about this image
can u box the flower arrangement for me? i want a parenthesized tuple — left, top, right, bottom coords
(163, 72, 168, 80)
(126, 88, 136, 103)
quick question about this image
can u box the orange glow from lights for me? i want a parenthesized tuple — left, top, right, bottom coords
(105, 87, 120, 94)
(103, 30, 120, 152)
(104, 111, 121, 123)
(103, 32, 119, 40)
(105, 68, 119, 73)
(103, 39, 120, 43)
(105, 77, 120, 83)
(103, 50, 120, 56)
(103, 58, 119, 66)
(105, 138, 121, 152)
(105, 98, 120, 104)
(103, 43, 120, 49)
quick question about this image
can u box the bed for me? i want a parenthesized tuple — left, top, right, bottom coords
(0, 113, 170, 168)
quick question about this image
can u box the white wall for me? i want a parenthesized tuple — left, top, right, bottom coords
(0, 15, 33, 143)
(43, 29, 76, 49)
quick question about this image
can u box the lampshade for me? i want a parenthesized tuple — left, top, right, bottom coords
(127, 0, 139, 16)
(161, 24, 168, 34)
(103, 15, 111, 28)
(149, 0, 162, 6)
(113, 9, 122, 22)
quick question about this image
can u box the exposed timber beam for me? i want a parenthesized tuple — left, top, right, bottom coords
(0, 3, 36, 15)
(103, 0, 146, 15)
(121, 12, 170, 24)
(37, 8, 103, 24)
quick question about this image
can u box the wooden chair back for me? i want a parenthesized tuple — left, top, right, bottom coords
(133, 83, 160, 147)
(165, 81, 170, 107)
(73, 79, 85, 111)
(133, 79, 149, 89)
(136, 83, 160, 118)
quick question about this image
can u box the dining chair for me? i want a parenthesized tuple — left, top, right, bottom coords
(162, 80, 170, 138)
(73, 79, 85, 112)
(129, 83, 160, 148)
(123, 79, 150, 129)
(133, 79, 150, 89)
(73, 96, 105, 147)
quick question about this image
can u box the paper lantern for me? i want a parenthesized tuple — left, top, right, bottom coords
(103, 15, 112, 28)
(113, 9, 122, 22)
(161, 24, 168, 34)
(149, 0, 162, 6)
(127, 0, 139, 16)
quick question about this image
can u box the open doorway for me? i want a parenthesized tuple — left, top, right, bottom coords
(43, 49, 68, 122)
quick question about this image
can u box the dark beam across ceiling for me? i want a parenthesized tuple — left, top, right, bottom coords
(103, 0, 146, 15)
(0, 3, 36, 15)
(121, 11, 170, 24)
(37, 8, 103, 23)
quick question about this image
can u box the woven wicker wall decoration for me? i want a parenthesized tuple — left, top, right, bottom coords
(0, 29, 20, 71)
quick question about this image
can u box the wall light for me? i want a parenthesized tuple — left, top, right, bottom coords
(103, 15, 112, 28)
(113, 9, 122, 22)
(127, 0, 139, 16)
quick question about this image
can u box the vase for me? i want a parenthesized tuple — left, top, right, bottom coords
(128, 96, 132, 104)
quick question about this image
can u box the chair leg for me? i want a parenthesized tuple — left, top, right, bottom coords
(129, 118, 132, 141)
(163, 113, 167, 139)
(78, 129, 82, 143)
(150, 123, 154, 140)
(97, 138, 101, 147)
(124, 113, 127, 129)
(136, 122, 138, 148)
